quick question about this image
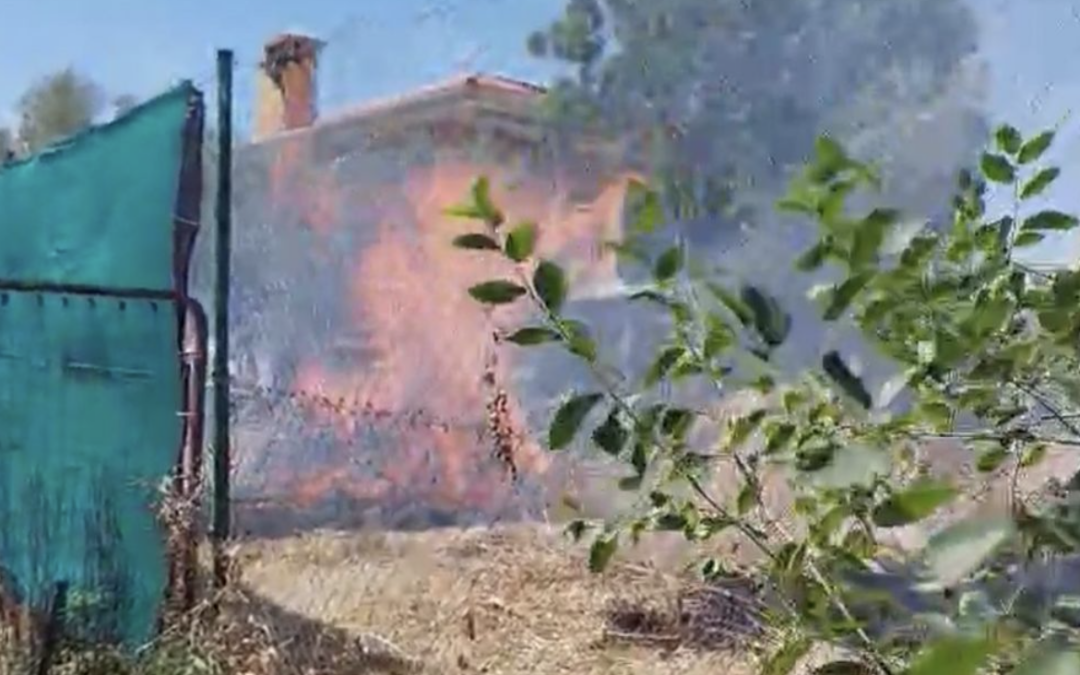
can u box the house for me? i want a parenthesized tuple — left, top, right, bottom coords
(206, 33, 661, 534)
(201, 31, 1045, 540)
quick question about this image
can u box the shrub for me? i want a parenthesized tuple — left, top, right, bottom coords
(451, 125, 1080, 673)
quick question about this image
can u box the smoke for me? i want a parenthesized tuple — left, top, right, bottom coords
(188, 0, 1001, 536)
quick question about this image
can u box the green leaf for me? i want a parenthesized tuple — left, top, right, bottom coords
(764, 422, 796, 454)
(562, 320, 598, 361)
(606, 239, 651, 267)
(534, 260, 568, 312)
(1020, 443, 1047, 468)
(729, 410, 767, 448)
(995, 124, 1022, 155)
(900, 234, 939, 269)
(812, 506, 850, 544)
(752, 374, 775, 393)
(822, 351, 872, 409)
(468, 280, 527, 305)
(588, 534, 618, 573)
(645, 346, 686, 386)
(649, 491, 670, 509)
(661, 408, 695, 439)
(549, 393, 604, 450)
(1022, 210, 1079, 231)
(505, 326, 561, 345)
(445, 203, 486, 220)
(975, 443, 1009, 473)
(630, 440, 648, 476)
(742, 285, 791, 347)
(796, 240, 832, 271)
(701, 558, 722, 580)
(708, 283, 754, 327)
(917, 401, 952, 430)
(975, 217, 1011, 256)
(995, 215, 1015, 251)
(1014, 644, 1080, 675)
(1020, 167, 1061, 199)
(980, 152, 1015, 183)
(907, 636, 993, 675)
(671, 359, 704, 381)
(813, 661, 876, 675)
(843, 527, 877, 559)
(703, 315, 734, 359)
(970, 295, 1013, 336)
(653, 245, 683, 282)
(777, 186, 817, 216)
(471, 176, 504, 226)
(809, 135, 849, 183)
(872, 479, 957, 528)
(1013, 231, 1045, 247)
(624, 179, 664, 234)
(761, 635, 812, 675)
(504, 222, 537, 262)
(656, 513, 688, 532)
(592, 409, 629, 456)
(823, 272, 874, 321)
(452, 233, 500, 250)
(782, 390, 807, 414)
(851, 208, 899, 266)
(736, 482, 756, 515)
(925, 516, 1015, 586)
(1018, 130, 1055, 164)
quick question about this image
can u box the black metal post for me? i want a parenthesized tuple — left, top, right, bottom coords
(211, 49, 233, 589)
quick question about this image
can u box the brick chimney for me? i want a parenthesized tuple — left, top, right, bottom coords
(253, 33, 324, 140)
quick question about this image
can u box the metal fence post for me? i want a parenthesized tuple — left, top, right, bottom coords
(211, 49, 234, 590)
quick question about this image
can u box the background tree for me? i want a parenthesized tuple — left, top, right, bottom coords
(528, 0, 988, 251)
(0, 69, 141, 163)
(16, 67, 105, 153)
(525, 0, 991, 400)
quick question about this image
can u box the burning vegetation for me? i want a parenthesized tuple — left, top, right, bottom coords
(202, 103, 644, 534)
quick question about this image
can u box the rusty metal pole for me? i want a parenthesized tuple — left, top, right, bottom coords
(211, 49, 234, 590)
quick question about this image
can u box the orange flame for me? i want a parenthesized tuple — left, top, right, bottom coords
(252, 145, 638, 522)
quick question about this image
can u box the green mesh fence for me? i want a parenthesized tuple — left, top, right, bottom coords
(0, 83, 202, 647)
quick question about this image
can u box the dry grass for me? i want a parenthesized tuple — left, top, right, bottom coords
(235, 524, 764, 675)
(221, 438, 1080, 675)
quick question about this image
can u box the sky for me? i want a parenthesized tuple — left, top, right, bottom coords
(3, 0, 1080, 261)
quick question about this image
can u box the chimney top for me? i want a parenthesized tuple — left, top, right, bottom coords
(261, 33, 324, 85)
(264, 32, 325, 52)
(254, 31, 323, 140)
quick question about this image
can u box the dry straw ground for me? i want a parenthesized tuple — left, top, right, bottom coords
(221, 436, 1080, 675)
(23, 412, 1080, 675)
(235, 524, 762, 675)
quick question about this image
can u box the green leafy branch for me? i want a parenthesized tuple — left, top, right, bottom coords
(449, 120, 1080, 674)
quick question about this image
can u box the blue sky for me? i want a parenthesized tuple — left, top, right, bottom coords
(4, 0, 1080, 261)
(0, 0, 566, 129)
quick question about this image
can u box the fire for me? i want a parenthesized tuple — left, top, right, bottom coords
(247, 145, 637, 526)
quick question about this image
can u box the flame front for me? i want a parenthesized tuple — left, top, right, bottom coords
(235, 138, 636, 527)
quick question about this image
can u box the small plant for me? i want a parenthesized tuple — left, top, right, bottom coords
(450, 123, 1080, 673)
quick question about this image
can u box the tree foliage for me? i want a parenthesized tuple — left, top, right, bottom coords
(16, 67, 105, 153)
(528, 0, 987, 249)
(451, 121, 1080, 673)
(0, 68, 145, 162)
